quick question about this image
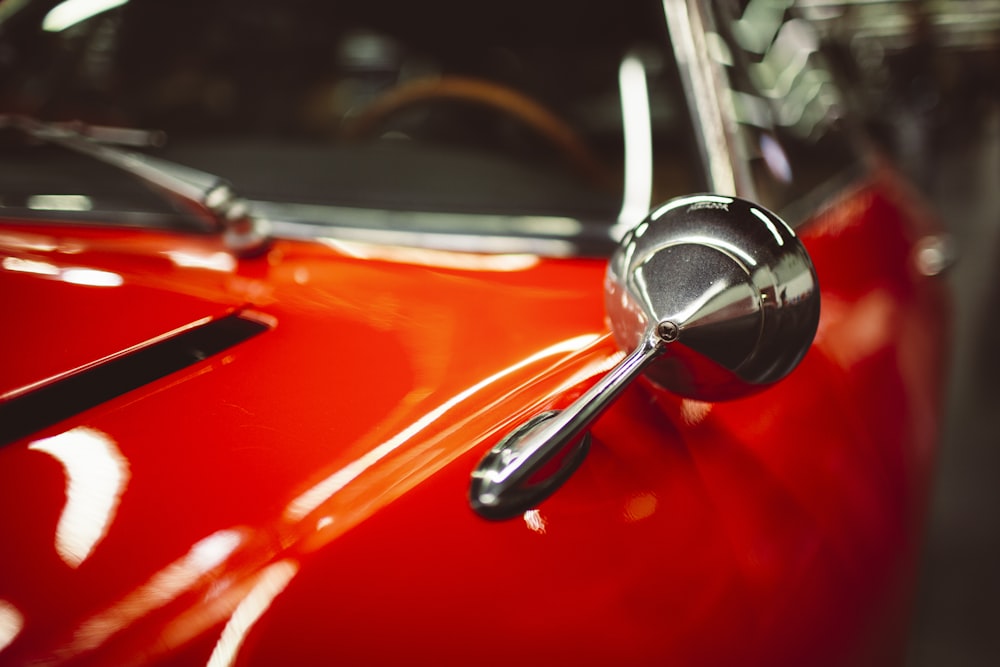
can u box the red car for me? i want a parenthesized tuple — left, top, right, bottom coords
(0, 1, 950, 665)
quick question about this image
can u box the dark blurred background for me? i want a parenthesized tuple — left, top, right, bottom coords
(798, 1, 1000, 664)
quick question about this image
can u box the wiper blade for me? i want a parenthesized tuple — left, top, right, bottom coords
(0, 115, 271, 256)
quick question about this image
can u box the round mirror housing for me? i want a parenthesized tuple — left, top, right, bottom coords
(605, 194, 820, 401)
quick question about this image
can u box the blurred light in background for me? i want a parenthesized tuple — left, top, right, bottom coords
(43, 0, 129, 32)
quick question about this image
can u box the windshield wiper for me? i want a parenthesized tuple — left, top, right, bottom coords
(0, 115, 271, 256)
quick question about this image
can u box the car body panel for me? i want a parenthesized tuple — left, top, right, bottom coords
(0, 166, 948, 666)
(0, 226, 248, 401)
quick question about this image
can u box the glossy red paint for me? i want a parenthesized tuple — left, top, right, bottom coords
(0, 226, 246, 400)
(0, 171, 948, 666)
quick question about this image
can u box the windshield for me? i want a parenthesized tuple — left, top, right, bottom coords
(0, 0, 706, 247)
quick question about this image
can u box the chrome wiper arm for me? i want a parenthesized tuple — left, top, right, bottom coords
(36, 120, 168, 148)
(1, 115, 270, 256)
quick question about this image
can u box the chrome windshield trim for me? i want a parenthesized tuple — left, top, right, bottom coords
(661, 0, 755, 199)
(253, 201, 619, 257)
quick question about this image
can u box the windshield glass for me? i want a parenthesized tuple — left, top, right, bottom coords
(0, 0, 706, 245)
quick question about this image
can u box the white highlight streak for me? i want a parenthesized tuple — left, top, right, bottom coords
(752, 207, 784, 247)
(0, 601, 24, 654)
(616, 54, 654, 230)
(285, 334, 600, 520)
(206, 560, 299, 667)
(43, 0, 129, 32)
(29, 427, 129, 567)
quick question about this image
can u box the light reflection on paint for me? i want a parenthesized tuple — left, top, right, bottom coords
(206, 560, 299, 667)
(67, 529, 243, 654)
(1, 257, 123, 287)
(29, 427, 129, 568)
(815, 291, 894, 369)
(321, 239, 540, 272)
(548, 348, 626, 399)
(0, 600, 24, 654)
(0, 233, 59, 253)
(163, 251, 236, 272)
(679, 398, 713, 425)
(60, 268, 124, 287)
(523, 510, 547, 535)
(2, 256, 60, 276)
(285, 333, 600, 520)
(624, 493, 658, 522)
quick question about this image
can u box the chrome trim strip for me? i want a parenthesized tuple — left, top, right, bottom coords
(615, 52, 655, 231)
(254, 201, 619, 257)
(661, 0, 756, 199)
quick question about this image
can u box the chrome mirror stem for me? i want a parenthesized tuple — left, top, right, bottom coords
(470, 328, 669, 520)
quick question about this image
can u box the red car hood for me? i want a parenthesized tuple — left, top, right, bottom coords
(0, 175, 949, 667)
(0, 221, 619, 665)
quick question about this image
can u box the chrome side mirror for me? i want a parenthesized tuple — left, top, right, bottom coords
(606, 194, 820, 400)
(470, 194, 820, 520)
